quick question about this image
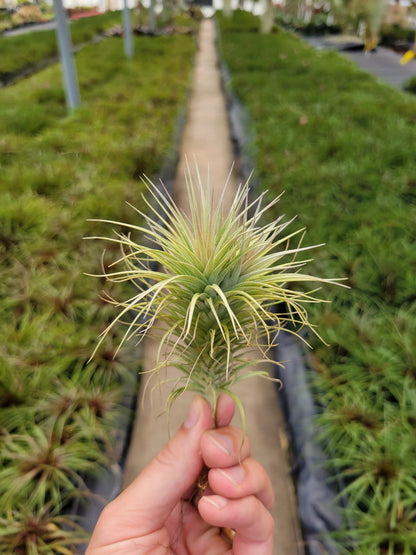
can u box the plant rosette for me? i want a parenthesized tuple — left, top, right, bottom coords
(86, 165, 343, 429)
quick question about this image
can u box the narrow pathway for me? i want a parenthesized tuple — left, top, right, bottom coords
(122, 18, 304, 555)
(3, 20, 58, 36)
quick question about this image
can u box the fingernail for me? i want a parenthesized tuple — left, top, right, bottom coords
(201, 495, 228, 510)
(218, 465, 245, 485)
(184, 396, 201, 429)
(208, 432, 233, 455)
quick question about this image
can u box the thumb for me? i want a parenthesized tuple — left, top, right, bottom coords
(91, 395, 213, 544)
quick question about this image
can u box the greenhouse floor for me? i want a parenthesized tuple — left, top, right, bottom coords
(305, 35, 416, 90)
(121, 18, 305, 555)
(342, 45, 416, 90)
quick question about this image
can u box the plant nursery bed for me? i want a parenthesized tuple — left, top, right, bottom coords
(0, 28, 196, 553)
(217, 10, 416, 555)
(0, 10, 123, 87)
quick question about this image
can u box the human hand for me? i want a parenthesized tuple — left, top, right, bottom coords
(86, 394, 274, 554)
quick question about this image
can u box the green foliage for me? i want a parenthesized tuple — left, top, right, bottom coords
(0, 11, 122, 83)
(0, 422, 106, 509)
(0, 31, 195, 552)
(215, 8, 261, 33)
(329, 0, 388, 34)
(217, 11, 416, 552)
(275, 11, 341, 35)
(0, 3, 54, 33)
(0, 506, 88, 555)
(404, 75, 416, 95)
(379, 24, 415, 49)
(88, 170, 342, 418)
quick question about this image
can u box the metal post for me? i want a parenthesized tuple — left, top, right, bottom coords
(123, 0, 134, 58)
(149, 0, 156, 34)
(53, 0, 81, 110)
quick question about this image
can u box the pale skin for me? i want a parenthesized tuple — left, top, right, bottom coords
(86, 394, 274, 554)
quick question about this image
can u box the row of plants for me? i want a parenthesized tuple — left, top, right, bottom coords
(275, 10, 341, 36)
(379, 24, 415, 52)
(0, 10, 123, 85)
(217, 11, 416, 554)
(0, 27, 196, 553)
(404, 76, 416, 96)
(0, 1, 54, 34)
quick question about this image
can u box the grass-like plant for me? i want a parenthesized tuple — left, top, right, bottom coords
(215, 12, 416, 551)
(0, 11, 123, 84)
(88, 166, 342, 422)
(0, 505, 88, 555)
(0, 28, 197, 552)
(0, 422, 106, 510)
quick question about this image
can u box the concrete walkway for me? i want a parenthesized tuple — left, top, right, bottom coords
(343, 46, 416, 90)
(122, 18, 304, 555)
(4, 20, 58, 36)
(305, 35, 416, 90)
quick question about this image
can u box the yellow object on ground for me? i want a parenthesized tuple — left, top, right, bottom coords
(400, 50, 415, 65)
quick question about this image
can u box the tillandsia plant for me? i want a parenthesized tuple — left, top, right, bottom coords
(87, 166, 342, 426)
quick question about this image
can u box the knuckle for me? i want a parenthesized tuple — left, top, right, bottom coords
(154, 442, 177, 470)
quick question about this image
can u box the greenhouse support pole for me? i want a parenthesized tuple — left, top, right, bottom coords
(149, 0, 156, 34)
(53, 0, 81, 110)
(123, 0, 134, 59)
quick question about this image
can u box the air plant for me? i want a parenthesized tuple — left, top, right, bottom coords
(0, 422, 106, 510)
(35, 371, 121, 447)
(87, 166, 343, 425)
(0, 504, 89, 555)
